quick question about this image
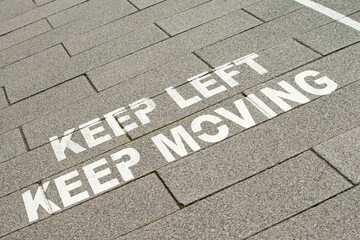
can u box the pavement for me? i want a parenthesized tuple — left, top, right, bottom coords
(0, 0, 359, 239)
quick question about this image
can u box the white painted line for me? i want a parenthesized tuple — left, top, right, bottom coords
(294, 0, 360, 32)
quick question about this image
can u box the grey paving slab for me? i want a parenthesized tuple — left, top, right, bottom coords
(34, 0, 55, 6)
(314, 126, 360, 184)
(3, 174, 179, 240)
(87, 10, 262, 91)
(0, 0, 87, 35)
(249, 186, 360, 240)
(0, 184, 51, 237)
(0, 88, 7, 109)
(63, 0, 209, 55)
(128, 0, 165, 9)
(0, 45, 72, 103)
(47, 0, 137, 29)
(243, 0, 303, 22)
(0, 19, 52, 51)
(195, 8, 335, 67)
(0, 129, 27, 163)
(121, 151, 351, 239)
(128, 40, 319, 139)
(156, 0, 262, 36)
(157, 80, 360, 205)
(100, 54, 210, 105)
(0, 76, 95, 134)
(0, 0, 36, 23)
(296, 12, 360, 55)
(315, 0, 360, 15)
(21, 95, 124, 149)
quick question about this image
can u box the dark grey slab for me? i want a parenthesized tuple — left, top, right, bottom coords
(157, 80, 360, 205)
(63, 0, 209, 55)
(249, 186, 360, 240)
(3, 174, 179, 240)
(87, 10, 262, 91)
(0, 19, 51, 51)
(156, 0, 262, 36)
(0, 76, 95, 134)
(296, 12, 360, 55)
(314, 126, 360, 184)
(121, 151, 351, 239)
(0, 129, 27, 163)
(0, 184, 51, 237)
(0, 0, 36, 22)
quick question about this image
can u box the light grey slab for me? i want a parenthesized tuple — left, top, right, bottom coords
(47, 0, 137, 29)
(63, 0, 209, 55)
(0, 129, 27, 163)
(128, 40, 319, 139)
(129, 0, 165, 9)
(196, 8, 334, 67)
(157, 80, 360, 205)
(0, 0, 36, 23)
(0, 184, 51, 237)
(244, 0, 303, 22)
(156, 0, 262, 36)
(249, 186, 360, 240)
(0, 0, 87, 35)
(87, 10, 262, 91)
(0, 76, 95, 134)
(314, 126, 360, 184)
(100, 54, 210, 105)
(0, 88, 7, 109)
(296, 12, 360, 55)
(315, 0, 360, 15)
(0, 19, 52, 51)
(3, 174, 179, 240)
(121, 151, 351, 239)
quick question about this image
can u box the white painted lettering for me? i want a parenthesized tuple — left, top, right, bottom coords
(79, 118, 111, 148)
(166, 86, 201, 109)
(111, 148, 140, 182)
(214, 99, 255, 128)
(189, 73, 226, 98)
(191, 114, 229, 143)
(214, 63, 240, 87)
(130, 98, 156, 125)
(234, 53, 268, 75)
(295, 70, 338, 95)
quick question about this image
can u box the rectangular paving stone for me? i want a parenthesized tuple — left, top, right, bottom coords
(314, 126, 360, 184)
(243, 0, 303, 22)
(156, 0, 262, 36)
(0, 0, 36, 23)
(0, 0, 87, 35)
(296, 12, 360, 55)
(100, 54, 210, 105)
(314, 0, 360, 15)
(121, 151, 351, 239)
(129, 0, 165, 9)
(0, 76, 95, 134)
(87, 10, 262, 91)
(47, 0, 137, 29)
(0, 19, 52, 51)
(63, 0, 209, 55)
(0, 129, 27, 163)
(195, 7, 334, 67)
(249, 186, 360, 240)
(157, 80, 360, 205)
(127, 40, 319, 139)
(0, 184, 51, 237)
(3, 174, 179, 240)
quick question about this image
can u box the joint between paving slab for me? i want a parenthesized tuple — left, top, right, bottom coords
(83, 73, 99, 93)
(293, 38, 324, 56)
(60, 43, 72, 57)
(2, 86, 11, 106)
(310, 148, 356, 186)
(192, 52, 214, 69)
(242, 8, 265, 23)
(44, 17, 54, 29)
(154, 22, 171, 37)
(126, 0, 140, 11)
(154, 171, 184, 209)
(243, 185, 356, 240)
(19, 126, 31, 152)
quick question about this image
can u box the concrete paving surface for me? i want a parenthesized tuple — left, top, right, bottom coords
(0, 0, 359, 239)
